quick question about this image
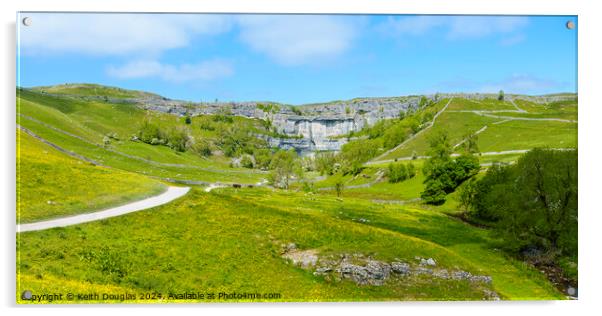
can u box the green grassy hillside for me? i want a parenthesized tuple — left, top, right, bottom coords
(31, 83, 160, 99)
(17, 129, 166, 223)
(16, 84, 576, 302)
(376, 97, 577, 161)
(17, 89, 269, 184)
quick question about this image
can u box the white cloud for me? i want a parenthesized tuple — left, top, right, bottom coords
(379, 16, 446, 36)
(380, 15, 528, 41)
(107, 59, 234, 82)
(447, 16, 528, 40)
(20, 13, 360, 68)
(19, 13, 232, 56)
(237, 15, 359, 65)
(479, 74, 561, 94)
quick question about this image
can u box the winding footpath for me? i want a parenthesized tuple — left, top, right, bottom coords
(17, 186, 190, 233)
(365, 148, 575, 166)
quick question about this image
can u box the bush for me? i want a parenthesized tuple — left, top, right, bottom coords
(315, 152, 338, 175)
(388, 163, 408, 183)
(291, 107, 303, 115)
(198, 117, 216, 131)
(302, 181, 315, 193)
(137, 120, 162, 144)
(421, 179, 447, 205)
(339, 138, 380, 175)
(240, 155, 254, 168)
(421, 111, 434, 124)
(419, 96, 429, 107)
(398, 110, 406, 120)
(253, 148, 273, 170)
(383, 124, 407, 149)
(408, 117, 422, 134)
(407, 162, 416, 178)
(190, 139, 212, 157)
(165, 126, 191, 152)
(150, 137, 163, 145)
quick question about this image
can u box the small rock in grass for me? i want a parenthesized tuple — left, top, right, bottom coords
(283, 243, 297, 253)
(433, 269, 450, 279)
(451, 270, 472, 280)
(391, 262, 410, 275)
(470, 275, 493, 284)
(314, 267, 333, 275)
(419, 258, 436, 266)
(414, 266, 433, 275)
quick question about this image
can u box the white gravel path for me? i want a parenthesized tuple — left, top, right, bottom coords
(17, 186, 190, 233)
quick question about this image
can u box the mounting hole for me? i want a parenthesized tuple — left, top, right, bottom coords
(22, 17, 32, 26)
(566, 21, 575, 30)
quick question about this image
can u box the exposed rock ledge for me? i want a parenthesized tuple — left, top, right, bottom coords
(281, 243, 499, 300)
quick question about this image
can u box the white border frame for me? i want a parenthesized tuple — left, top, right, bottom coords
(2, 1, 600, 316)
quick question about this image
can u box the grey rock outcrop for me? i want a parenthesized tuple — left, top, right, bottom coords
(338, 259, 392, 286)
(123, 94, 431, 154)
(281, 249, 495, 296)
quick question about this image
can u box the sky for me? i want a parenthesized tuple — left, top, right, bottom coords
(17, 13, 577, 105)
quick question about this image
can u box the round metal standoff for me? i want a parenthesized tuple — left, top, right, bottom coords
(566, 20, 575, 30)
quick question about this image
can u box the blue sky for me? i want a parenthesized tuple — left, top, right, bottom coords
(17, 13, 577, 105)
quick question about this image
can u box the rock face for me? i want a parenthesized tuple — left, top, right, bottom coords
(124, 95, 430, 154)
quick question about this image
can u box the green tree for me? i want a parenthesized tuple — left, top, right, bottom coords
(498, 90, 505, 101)
(334, 179, 345, 197)
(421, 131, 480, 205)
(458, 177, 478, 212)
(269, 150, 298, 189)
(467, 149, 577, 258)
(461, 130, 480, 154)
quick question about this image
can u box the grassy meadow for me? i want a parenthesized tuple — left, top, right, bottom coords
(16, 85, 577, 302)
(17, 129, 166, 223)
(17, 188, 563, 303)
